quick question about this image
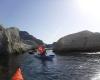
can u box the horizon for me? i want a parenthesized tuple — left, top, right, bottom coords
(0, 0, 100, 44)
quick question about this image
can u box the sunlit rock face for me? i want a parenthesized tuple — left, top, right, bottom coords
(0, 26, 8, 54)
(0, 25, 44, 54)
(6, 27, 37, 54)
(6, 27, 22, 54)
(53, 30, 100, 52)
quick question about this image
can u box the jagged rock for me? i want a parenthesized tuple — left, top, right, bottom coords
(53, 30, 100, 52)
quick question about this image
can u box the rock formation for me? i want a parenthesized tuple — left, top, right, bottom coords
(53, 30, 100, 53)
(0, 26, 8, 54)
(19, 31, 43, 49)
(0, 25, 44, 54)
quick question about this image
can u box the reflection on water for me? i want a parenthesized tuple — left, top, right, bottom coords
(0, 54, 9, 79)
(91, 71, 100, 80)
(11, 51, 100, 80)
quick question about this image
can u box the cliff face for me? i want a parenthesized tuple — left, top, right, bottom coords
(0, 26, 44, 54)
(53, 30, 100, 53)
(0, 26, 8, 54)
(6, 27, 22, 54)
(19, 31, 44, 48)
(6, 27, 34, 54)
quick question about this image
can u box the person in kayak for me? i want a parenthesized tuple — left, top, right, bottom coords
(37, 45, 46, 56)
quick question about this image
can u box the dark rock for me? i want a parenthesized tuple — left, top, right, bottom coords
(19, 31, 44, 49)
(28, 50, 34, 54)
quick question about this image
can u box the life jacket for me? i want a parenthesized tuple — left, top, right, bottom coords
(12, 68, 24, 80)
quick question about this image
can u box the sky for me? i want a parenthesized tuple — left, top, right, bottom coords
(0, 0, 100, 44)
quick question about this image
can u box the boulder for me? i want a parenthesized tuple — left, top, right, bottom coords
(53, 30, 100, 52)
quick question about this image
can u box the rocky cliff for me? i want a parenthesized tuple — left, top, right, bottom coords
(53, 30, 100, 53)
(0, 25, 44, 54)
(19, 31, 43, 49)
(0, 26, 8, 54)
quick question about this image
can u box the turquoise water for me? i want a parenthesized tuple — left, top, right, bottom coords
(16, 51, 100, 80)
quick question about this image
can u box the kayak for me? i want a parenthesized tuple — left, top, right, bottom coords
(12, 68, 24, 80)
(34, 54, 55, 61)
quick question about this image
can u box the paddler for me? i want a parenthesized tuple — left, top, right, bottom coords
(37, 45, 46, 56)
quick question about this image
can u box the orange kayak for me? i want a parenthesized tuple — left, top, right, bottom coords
(12, 68, 24, 80)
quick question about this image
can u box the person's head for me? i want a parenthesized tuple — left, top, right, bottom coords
(38, 45, 45, 53)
